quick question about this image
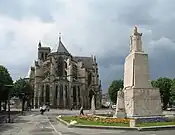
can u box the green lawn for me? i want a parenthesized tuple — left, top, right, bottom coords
(59, 116, 175, 127)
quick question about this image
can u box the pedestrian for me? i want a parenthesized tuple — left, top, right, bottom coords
(40, 105, 44, 115)
(40, 104, 46, 115)
(79, 106, 84, 116)
(70, 104, 73, 110)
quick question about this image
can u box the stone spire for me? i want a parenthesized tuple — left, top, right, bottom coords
(94, 56, 96, 62)
(38, 41, 41, 48)
(59, 32, 61, 42)
(130, 26, 143, 53)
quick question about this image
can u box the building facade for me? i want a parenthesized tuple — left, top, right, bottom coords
(27, 36, 102, 109)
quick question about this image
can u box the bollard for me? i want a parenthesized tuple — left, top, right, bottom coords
(129, 119, 136, 127)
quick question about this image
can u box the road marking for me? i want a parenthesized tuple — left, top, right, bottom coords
(47, 115, 62, 135)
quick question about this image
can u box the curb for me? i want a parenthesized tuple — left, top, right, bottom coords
(56, 117, 72, 127)
(56, 117, 175, 131)
(137, 125, 175, 131)
(70, 124, 138, 130)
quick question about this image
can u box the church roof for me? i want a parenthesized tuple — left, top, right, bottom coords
(57, 34, 70, 56)
(73, 56, 93, 69)
(57, 41, 69, 54)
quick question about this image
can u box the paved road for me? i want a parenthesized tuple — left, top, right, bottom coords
(0, 109, 174, 135)
(0, 111, 20, 124)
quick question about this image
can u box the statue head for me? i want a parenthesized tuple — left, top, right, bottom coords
(133, 25, 138, 35)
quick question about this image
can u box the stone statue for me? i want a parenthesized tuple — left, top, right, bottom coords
(113, 89, 126, 118)
(91, 95, 96, 115)
(133, 26, 138, 35)
(130, 26, 143, 52)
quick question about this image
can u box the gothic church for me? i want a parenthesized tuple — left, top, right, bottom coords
(27, 35, 102, 109)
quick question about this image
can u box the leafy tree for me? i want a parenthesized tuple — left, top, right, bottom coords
(0, 65, 13, 111)
(151, 80, 157, 87)
(170, 78, 175, 106)
(13, 78, 33, 112)
(152, 77, 172, 110)
(108, 80, 123, 103)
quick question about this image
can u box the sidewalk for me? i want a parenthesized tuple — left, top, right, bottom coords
(0, 111, 21, 124)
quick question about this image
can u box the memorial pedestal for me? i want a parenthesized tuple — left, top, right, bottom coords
(115, 26, 163, 118)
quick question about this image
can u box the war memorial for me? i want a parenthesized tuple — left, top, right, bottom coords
(56, 26, 175, 131)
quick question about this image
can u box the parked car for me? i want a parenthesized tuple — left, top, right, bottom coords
(112, 105, 116, 109)
(167, 107, 175, 111)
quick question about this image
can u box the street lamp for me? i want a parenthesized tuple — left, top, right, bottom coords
(4, 84, 14, 123)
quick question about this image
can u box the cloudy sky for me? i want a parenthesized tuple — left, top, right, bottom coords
(0, 0, 175, 93)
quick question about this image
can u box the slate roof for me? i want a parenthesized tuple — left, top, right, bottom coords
(73, 56, 93, 69)
(57, 37, 70, 56)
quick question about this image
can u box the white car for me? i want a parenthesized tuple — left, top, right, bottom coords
(112, 105, 116, 109)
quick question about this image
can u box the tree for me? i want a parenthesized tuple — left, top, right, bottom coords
(108, 80, 123, 103)
(170, 78, 175, 106)
(151, 77, 172, 110)
(13, 78, 33, 112)
(0, 65, 13, 111)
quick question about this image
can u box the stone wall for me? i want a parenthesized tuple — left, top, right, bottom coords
(124, 88, 163, 117)
(124, 53, 134, 88)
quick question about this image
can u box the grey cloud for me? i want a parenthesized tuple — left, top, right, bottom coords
(4, 31, 16, 44)
(117, 0, 157, 26)
(1, 0, 175, 93)
(151, 19, 175, 42)
(149, 47, 175, 79)
(0, 0, 62, 22)
(98, 55, 125, 69)
(8, 64, 30, 80)
(99, 65, 123, 91)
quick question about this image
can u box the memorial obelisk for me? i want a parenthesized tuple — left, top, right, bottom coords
(122, 26, 162, 118)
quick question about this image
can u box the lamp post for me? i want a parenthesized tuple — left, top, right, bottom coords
(4, 84, 14, 123)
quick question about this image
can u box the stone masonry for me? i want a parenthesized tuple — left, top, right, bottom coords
(26, 34, 102, 109)
(116, 26, 162, 118)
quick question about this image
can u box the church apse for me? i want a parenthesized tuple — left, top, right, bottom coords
(30, 35, 102, 109)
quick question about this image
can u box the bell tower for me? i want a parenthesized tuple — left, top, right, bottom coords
(37, 41, 51, 62)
